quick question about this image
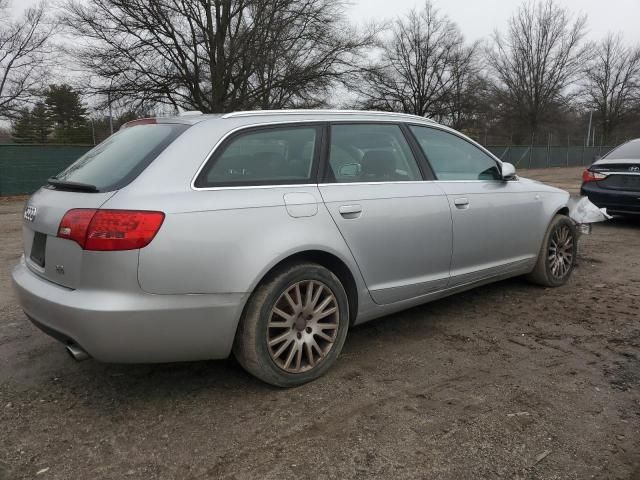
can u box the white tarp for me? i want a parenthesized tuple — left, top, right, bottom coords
(568, 196, 612, 224)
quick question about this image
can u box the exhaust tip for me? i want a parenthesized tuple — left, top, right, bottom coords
(66, 343, 90, 361)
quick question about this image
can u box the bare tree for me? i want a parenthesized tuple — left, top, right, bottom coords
(580, 34, 640, 144)
(357, 1, 472, 118)
(0, 1, 56, 120)
(61, 0, 375, 113)
(439, 42, 482, 129)
(487, 0, 588, 137)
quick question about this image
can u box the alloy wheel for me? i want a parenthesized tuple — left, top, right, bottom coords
(267, 280, 340, 373)
(548, 224, 574, 280)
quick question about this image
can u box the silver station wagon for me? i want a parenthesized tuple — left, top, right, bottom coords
(12, 110, 577, 387)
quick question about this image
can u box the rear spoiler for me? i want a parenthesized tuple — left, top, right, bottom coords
(120, 118, 157, 130)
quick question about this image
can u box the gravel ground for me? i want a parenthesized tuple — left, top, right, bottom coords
(1, 167, 639, 480)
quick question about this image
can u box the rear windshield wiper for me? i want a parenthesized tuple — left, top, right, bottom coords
(47, 177, 99, 193)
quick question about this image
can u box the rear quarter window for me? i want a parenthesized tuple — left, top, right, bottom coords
(195, 125, 320, 188)
(52, 123, 189, 192)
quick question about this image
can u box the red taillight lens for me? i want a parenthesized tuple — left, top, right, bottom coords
(58, 209, 165, 251)
(58, 209, 96, 247)
(582, 170, 608, 183)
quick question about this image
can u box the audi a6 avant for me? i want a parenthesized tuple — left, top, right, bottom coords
(581, 138, 640, 216)
(12, 110, 577, 387)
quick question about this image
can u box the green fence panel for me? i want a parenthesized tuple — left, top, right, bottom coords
(567, 147, 583, 167)
(0, 145, 92, 196)
(0, 143, 623, 196)
(549, 146, 568, 168)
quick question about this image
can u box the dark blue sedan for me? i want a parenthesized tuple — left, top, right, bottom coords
(581, 139, 640, 217)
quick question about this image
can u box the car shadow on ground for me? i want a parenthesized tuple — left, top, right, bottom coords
(18, 221, 625, 407)
(42, 275, 529, 407)
(604, 215, 640, 229)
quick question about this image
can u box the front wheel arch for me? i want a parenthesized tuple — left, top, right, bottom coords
(527, 214, 577, 287)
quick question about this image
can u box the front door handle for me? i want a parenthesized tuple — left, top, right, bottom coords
(454, 197, 469, 208)
(339, 204, 362, 218)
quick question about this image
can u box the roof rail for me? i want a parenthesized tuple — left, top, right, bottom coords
(221, 109, 434, 122)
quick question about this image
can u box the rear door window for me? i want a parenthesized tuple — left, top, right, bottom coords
(326, 124, 423, 183)
(52, 123, 189, 192)
(195, 126, 320, 187)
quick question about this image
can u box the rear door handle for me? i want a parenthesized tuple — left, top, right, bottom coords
(339, 204, 362, 218)
(454, 198, 469, 208)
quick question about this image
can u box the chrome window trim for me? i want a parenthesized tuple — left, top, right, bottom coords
(317, 179, 508, 186)
(192, 183, 319, 191)
(190, 120, 327, 191)
(318, 180, 436, 187)
(428, 179, 512, 183)
(406, 122, 505, 167)
(190, 179, 505, 193)
(190, 118, 511, 191)
(596, 172, 640, 176)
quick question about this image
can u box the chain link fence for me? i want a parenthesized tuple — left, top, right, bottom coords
(485, 145, 614, 169)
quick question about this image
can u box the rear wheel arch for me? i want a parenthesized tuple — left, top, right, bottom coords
(234, 261, 351, 386)
(249, 250, 359, 326)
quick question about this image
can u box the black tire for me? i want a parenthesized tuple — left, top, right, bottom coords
(526, 215, 577, 287)
(233, 262, 349, 387)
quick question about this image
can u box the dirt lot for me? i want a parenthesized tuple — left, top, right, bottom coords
(1, 167, 639, 480)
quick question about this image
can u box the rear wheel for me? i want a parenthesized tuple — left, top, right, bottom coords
(527, 215, 577, 287)
(233, 263, 349, 387)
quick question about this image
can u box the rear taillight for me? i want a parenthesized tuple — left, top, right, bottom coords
(582, 170, 608, 183)
(57, 209, 96, 247)
(58, 209, 165, 251)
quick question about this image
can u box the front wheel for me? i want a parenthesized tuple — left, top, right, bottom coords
(233, 262, 349, 387)
(527, 215, 577, 287)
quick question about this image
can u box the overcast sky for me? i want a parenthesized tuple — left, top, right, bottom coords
(348, 0, 640, 44)
(11, 0, 640, 44)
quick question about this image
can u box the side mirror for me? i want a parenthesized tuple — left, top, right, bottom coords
(501, 162, 517, 180)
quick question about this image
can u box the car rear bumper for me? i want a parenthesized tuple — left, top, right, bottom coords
(11, 256, 248, 363)
(581, 182, 640, 215)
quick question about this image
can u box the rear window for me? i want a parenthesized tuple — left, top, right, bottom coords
(604, 140, 640, 160)
(52, 123, 189, 191)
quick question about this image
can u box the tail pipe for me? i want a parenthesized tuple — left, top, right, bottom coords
(66, 343, 90, 361)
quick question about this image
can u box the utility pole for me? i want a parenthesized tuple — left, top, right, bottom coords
(108, 77, 115, 135)
(586, 111, 592, 147)
(108, 90, 114, 135)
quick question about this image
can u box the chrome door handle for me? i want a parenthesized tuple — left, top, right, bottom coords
(454, 198, 469, 208)
(339, 204, 362, 218)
